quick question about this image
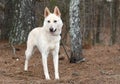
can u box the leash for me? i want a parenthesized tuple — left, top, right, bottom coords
(61, 40, 70, 61)
(60, 27, 70, 61)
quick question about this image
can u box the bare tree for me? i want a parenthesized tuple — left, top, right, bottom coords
(0, 1, 4, 39)
(69, 0, 85, 63)
(4, 0, 35, 44)
(110, 0, 118, 45)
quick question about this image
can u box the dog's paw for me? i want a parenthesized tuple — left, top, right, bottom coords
(24, 68, 28, 71)
(24, 65, 28, 71)
(45, 75, 51, 80)
(55, 76, 59, 80)
(46, 77, 51, 80)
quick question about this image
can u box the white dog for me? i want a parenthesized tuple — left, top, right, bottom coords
(24, 6, 63, 80)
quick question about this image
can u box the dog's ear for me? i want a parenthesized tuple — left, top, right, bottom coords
(54, 6, 61, 17)
(44, 7, 50, 17)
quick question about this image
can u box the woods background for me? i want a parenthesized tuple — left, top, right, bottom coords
(0, 0, 120, 46)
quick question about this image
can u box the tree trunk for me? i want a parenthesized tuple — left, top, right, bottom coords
(110, 0, 118, 45)
(96, 1, 104, 44)
(69, 0, 84, 63)
(4, 0, 35, 44)
(0, 1, 4, 39)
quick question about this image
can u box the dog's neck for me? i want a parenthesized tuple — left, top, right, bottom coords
(49, 32, 61, 37)
(45, 32, 61, 44)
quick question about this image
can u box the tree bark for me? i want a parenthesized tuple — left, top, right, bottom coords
(69, 0, 84, 63)
(110, 0, 118, 45)
(4, 0, 35, 44)
(0, 1, 4, 39)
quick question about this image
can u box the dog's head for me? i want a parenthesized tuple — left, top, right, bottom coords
(43, 6, 63, 36)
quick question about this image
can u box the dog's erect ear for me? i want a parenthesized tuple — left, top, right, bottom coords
(54, 6, 61, 17)
(44, 7, 50, 17)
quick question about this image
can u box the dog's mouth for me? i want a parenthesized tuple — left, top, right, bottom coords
(49, 28, 57, 32)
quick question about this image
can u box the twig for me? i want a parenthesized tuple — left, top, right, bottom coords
(10, 44, 17, 57)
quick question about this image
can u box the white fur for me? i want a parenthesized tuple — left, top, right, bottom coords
(24, 6, 63, 80)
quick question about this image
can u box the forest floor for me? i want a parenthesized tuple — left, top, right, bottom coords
(0, 40, 120, 84)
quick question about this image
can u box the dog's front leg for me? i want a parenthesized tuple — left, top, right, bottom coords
(52, 50, 59, 79)
(41, 53, 50, 80)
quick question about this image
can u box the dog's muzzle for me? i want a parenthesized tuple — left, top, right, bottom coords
(49, 27, 56, 32)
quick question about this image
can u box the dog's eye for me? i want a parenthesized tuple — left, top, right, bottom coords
(47, 20, 50, 23)
(54, 20, 57, 23)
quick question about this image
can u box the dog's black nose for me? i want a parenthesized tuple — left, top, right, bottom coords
(50, 28, 54, 32)
(49, 28, 56, 32)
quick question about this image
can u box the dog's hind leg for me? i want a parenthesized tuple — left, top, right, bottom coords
(24, 44, 34, 71)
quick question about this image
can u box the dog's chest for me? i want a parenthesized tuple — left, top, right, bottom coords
(48, 44, 56, 51)
(47, 36, 60, 50)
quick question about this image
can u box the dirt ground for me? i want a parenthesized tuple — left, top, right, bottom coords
(0, 40, 120, 84)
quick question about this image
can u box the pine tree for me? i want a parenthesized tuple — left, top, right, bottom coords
(69, 0, 85, 63)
